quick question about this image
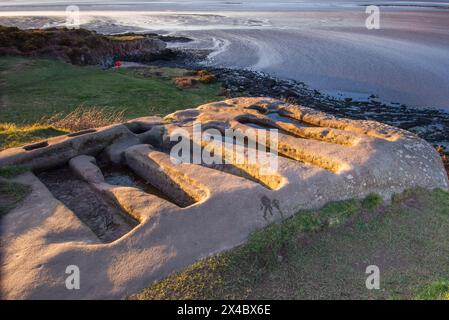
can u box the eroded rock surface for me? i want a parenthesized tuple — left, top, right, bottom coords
(0, 98, 447, 299)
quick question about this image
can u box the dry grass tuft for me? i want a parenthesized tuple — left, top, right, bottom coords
(196, 70, 217, 84)
(0, 123, 67, 151)
(41, 106, 126, 132)
(174, 70, 217, 88)
(174, 77, 198, 88)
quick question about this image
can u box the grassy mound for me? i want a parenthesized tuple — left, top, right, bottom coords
(0, 26, 172, 65)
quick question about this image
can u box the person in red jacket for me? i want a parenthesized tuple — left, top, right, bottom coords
(114, 60, 121, 68)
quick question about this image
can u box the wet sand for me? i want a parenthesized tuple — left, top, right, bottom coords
(1, 1, 449, 109)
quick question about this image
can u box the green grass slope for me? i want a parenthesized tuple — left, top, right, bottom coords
(0, 56, 222, 124)
(133, 188, 449, 300)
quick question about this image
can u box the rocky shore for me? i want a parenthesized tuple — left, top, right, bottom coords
(210, 68, 449, 150)
(1, 25, 448, 150)
(157, 48, 449, 150)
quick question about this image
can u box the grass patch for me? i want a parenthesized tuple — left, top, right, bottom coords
(415, 280, 449, 300)
(40, 106, 125, 132)
(0, 123, 68, 151)
(0, 56, 222, 124)
(0, 165, 30, 178)
(0, 56, 223, 150)
(132, 188, 449, 300)
(0, 180, 31, 216)
(107, 35, 146, 41)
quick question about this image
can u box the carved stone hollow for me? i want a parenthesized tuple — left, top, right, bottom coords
(1, 98, 447, 299)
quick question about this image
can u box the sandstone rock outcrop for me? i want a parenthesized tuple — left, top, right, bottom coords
(0, 98, 447, 299)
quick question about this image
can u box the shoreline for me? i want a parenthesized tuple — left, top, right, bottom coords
(1, 24, 448, 150)
(149, 48, 449, 150)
